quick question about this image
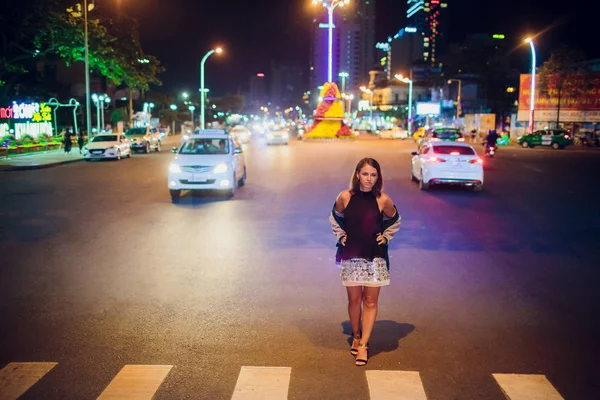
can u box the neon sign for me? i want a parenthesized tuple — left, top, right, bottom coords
(0, 102, 54, 138)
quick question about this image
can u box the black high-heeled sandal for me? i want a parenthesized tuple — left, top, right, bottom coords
(355, 343, 369, 367)
(350, 335, 361, 356)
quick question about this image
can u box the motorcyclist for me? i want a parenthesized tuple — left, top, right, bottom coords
(484, 130, 499, 147)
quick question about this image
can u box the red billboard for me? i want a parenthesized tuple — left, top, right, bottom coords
(519, 73, 600, 111)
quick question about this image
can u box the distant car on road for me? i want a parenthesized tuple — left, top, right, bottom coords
(266, 126, 289, 145)
(518, 129, 573, 149)
(379, 127, 408, 139)
(230, 125, 251, 144)
(83, 134, 131, 161)
(125, 126, 162, 153)
(411, 141, 484, 191)
(168, 130, 247, 202)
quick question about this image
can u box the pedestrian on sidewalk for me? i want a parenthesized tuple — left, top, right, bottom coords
(329, 158, 401, 367)
(77, 132, 84, 154)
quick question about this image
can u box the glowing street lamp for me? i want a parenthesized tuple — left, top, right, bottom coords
(312, 0, 350, 83)
(338, 72, 349, 94)
(200, 47, 223, 130)
(359, 86, 374, 125)
(188, 105, 196, 127)
(182, 92, 189, 100)
(447, 79, 462, 119)
(525, 37, 536, 133)
(395, 74, 413, 135)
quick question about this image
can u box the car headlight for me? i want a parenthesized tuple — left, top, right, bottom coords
(169, 164, 182, 173)
(213, 163, 228, 173)
(183, 135, 189, 141)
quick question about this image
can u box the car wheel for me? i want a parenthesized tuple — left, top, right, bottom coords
(170, 190, 181, 203)
(228, 174, 237, 197)
(419, 171, 429, 190)
(551, 142, 560, 149)
(521, 141, 529, 148)
(145, 143, 150, 153)
(155, 141, 161, 152)
(238, 167, 246, 187)
(116, 150, 121, 160)
(411, 169, 417, 182)
(127, 149, 132, 158)
(473, 185, 484, 192)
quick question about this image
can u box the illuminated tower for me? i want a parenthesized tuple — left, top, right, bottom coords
(406, 0, 448, 65)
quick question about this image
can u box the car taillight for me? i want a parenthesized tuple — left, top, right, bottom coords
(469, 158, 483, 164)
(428, 157, 446, 163)
(457, 138, 465, 142)
(564, 134, 570, 139)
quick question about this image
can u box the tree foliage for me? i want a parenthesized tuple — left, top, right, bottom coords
(537, 46, 586, 127)
(0, 0, 163, 101)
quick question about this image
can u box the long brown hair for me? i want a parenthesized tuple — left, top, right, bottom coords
(349, 158, 383, 197)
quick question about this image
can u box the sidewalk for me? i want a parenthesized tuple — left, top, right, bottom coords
(0, 149, 83, 172)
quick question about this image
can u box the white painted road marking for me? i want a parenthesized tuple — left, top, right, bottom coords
(0, 362, 58, 400)
(493, 373, 564, 400)
(97, 364, 173, 400)
(366, 370, 427, 400)
(231, 366, 291, 400)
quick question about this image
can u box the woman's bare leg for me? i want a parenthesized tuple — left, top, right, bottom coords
(356, 286, 381, 363)
(346, 286, 363, 340)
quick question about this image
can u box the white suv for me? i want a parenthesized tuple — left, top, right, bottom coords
(125, 126, 162, 153)
(168, 130, 246, 202)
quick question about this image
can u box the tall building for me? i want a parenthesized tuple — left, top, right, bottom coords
(406, 0, 449, 65)
(248, 73, 268, 112)
(309, 1, 376, 93)
(270, 61, 306, 111)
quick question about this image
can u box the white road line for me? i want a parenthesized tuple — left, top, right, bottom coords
(0, 362, 58, 400)
(97, 364, 173, 400)
(366, 370, 427, 400)
(231, 366, 291, 400)
(492, 373, 564, 400)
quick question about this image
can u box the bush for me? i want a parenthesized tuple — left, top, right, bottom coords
(38, 133, 51, 142)
(16, 134, 35, 145)
(1, 134, 16, 147)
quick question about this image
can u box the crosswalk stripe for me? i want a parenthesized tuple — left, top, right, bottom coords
(0, 362, 58, 400)
(231, 366, 292, 400)
(492, 373, 563, 400)
(97, 364, 173, 400)
(366, 370, 427, 400)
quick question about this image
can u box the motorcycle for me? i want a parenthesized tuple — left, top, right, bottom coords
(484, 143, 497, 157)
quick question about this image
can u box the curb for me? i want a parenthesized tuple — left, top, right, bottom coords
(0, 158, 84, 172)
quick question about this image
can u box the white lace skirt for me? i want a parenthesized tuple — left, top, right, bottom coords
(340, 257, 390, 287)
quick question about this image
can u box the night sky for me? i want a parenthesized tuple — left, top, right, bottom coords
(120, 0, 596, 97)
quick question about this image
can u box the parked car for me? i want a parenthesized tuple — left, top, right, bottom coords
(518, 129, 573, 149)
(411, 141, 484, 191)
(125, 126, 162, 153)
(168, 129, 246, 202)
(83, 133, 131, 161)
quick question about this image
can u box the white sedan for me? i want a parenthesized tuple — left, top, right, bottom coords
(379, 127, 408, 139)
(230, 125, 251, 143)
(83, 134, 131, 161)
(411, 141, 484, 191)
(266, 126, 289, 145)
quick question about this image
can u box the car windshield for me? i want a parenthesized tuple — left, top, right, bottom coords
(432, 130, 461, 139)
(433, 146, 475, 155)
(179, 138, 229, 155)
(92, 135, 118, 142)
(126, 128, 146, 136)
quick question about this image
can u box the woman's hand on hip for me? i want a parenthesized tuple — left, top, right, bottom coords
(376, 233, 386, 245)
(340, 236, 347, 246)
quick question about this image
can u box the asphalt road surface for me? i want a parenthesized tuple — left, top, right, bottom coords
(0, 136, 599, 400)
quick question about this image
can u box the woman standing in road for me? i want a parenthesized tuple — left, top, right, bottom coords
(330, 158, 401, 366)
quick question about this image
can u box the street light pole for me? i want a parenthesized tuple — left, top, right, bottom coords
(200, 47, 222, 130)
(525, 37, 536, 133)
(84, 0, 91, 140)
(189, 105, 196, 128)
(170, 104, 177, 135)
(448, 79, 462, 119)
(338, 72, 349, 94)
(395, 74, 413, 135)
(360, 86, 374, 127)
(313, 0, 350, 83)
